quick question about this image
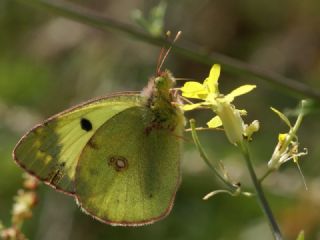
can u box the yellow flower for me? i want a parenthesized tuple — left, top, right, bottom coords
(181, 64, 258, 145)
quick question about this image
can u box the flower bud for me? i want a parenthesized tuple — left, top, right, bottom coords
(215, 101, 244, 145)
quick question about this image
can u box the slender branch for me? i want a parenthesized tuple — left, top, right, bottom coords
(19, 0, 320, 101)
(239, 142, 283, 240)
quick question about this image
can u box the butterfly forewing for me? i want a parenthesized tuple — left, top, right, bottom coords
(75, 106, 183, 225)
(13, 94, 143, 194)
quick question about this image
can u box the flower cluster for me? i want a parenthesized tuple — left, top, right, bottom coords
(268, 106, 307, 171)
(181, 64, 259, 145)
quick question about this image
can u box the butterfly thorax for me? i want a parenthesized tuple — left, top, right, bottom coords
(142, 70, 184, 133)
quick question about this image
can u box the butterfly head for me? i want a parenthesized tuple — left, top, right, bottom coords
(154, 70, 176, 94)
(141, 70, 175, 99)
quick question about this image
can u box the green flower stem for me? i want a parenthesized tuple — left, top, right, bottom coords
(190, 119, 238, 192)
(239, 141, 283, 240)
(259, 169, 273, 183)
(286, 100, 306, 144)
(18, 0, 320, 101)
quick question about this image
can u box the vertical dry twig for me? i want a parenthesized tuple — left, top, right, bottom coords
(0, 174, 39, 240)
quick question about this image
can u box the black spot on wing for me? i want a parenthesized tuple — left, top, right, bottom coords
(81, 118, 93, 131)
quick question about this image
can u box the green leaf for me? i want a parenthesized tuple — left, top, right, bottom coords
(225, 85, 256, 102)
(148, 1, 167, 36)
(207, 116, 222, 128)
(131, 1, 167, 37)
(271, 107, 292, 128)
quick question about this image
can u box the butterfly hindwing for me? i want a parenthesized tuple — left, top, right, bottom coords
(75, 106, 183, 225)
(13, 94, 143, 194)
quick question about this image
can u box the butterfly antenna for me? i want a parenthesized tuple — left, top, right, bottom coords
(156, 31, 171, 75)
(157, 31, 182, 75)
(156, 47, 166, 75)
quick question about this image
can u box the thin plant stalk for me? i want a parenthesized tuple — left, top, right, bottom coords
(190, 119, 238, 192)
(239, 141, 283, 240)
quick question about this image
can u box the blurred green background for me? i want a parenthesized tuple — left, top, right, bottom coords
(1, 0, 320, 239)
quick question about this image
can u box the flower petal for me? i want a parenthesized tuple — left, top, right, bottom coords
(225, 85, 256, 102)
(182, 103, 202, 111)
(207, 116, 222, 128)
(204, 64, 220, 94)
(181, 81, 208, 99)
(244, 120, 260, 140)
(238, 109, 248, 116)
(278, 133, 288, 143)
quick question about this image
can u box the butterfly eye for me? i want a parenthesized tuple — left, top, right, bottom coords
(108, 156, 128, 172)
(155, 76, 165, 86)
